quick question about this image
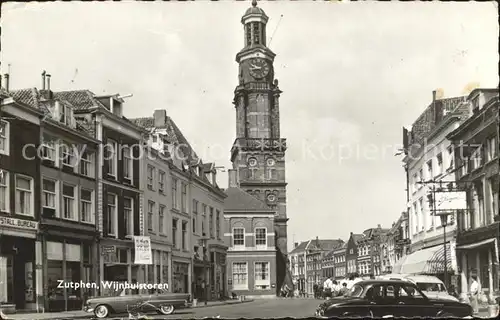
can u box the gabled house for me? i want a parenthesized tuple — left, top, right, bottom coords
(346, 232, 365, 276)
(357, 225, 390, 277)
(224, 169, 277, 298)
(289, 241, 310, 293)
(305, 238, 344, 295)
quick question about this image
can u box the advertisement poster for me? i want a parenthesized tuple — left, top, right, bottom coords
(134, 236, 152, 265)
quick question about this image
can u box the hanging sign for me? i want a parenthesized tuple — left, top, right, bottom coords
(134, 236, 152, 265)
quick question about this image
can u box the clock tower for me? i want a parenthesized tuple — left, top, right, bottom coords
(230, 0, 289, 291)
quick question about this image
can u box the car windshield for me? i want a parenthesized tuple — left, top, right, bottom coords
(416, 282, 446, 292)
(345, 284, 364, 297)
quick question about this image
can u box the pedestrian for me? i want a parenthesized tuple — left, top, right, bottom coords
(313, 283, 318, 299)
(323, 277, 333, 299)
(369, 273, 375, 280)
(339, 282, 349, 296)
(332, 280, 340, 297)
(469, 276, 480, 315)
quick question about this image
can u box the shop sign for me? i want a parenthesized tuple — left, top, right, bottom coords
(0, 217, 38, 230)
(101, 245, 115, 254)
(134, 236, 152, 265)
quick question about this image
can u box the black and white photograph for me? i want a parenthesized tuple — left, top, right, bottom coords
(0, 0, 498, 319)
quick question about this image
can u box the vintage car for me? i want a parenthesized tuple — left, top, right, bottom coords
(377, 274, 459, 302)
(84, 288, 191, 318)
(315, 280, 473, 319)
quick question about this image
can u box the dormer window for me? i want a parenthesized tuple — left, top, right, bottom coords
(110, 98, 123, 117)
(56, 101, 75, 128)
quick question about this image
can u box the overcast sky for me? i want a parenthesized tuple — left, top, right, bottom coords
(2, 1, 498, 251)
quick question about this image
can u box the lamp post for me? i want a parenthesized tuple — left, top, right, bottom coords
(435, 211, 450, 289)
(200, 237, 209, 306)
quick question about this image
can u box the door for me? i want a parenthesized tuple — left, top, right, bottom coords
(395, 283, 438, 317)
(365, 284, 397, 318)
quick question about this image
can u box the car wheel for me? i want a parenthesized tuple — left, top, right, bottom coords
(159, 304, 175, 315)
(94, 305, 110, 318)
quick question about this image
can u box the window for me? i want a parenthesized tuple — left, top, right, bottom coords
(447, 146, 454, 170)
(172, 219, 178, 248)
(172, 178, 178, 209)
(15, 175, 33, 216)
(123, 146, 133, 181)
(418, 169, 423, 188)
(216, 210, 221, 239)
(461, 157, 469, 176)
(42, 178, 57, 217)
(255, 228, 266, 248)
(412, 174, 418, 194)
(192, 199, 198, 234)
(79, 151, 94, 177)
(62, 142, 75, 169)
(232, 262, 248, 290)
(0, 170, 9, 212)
(81, 189, 93, 223)
(158, 170, 165, 193)
(41, 133, 56, 162)
(413, 202, 418, 233)
(254, 262, 270, 289)
(123, 197, 133, 236)
(471, 146, 483, 170)
(148, 201, 155, 232)
(202, 204, 207, 236)
(106, 194, 117, 236)
(0, 120, 10, 155)
(426, 160, 433, 180)
(418, 198, 425, 230)
(105, 140, 118, 177)
(59, 104, 74, 127)
(159, 205, 166, 235)
(436, 153, 443, 176)
(147, 165, 154, 190)
(486, 137, 497, 162)
(209, 207, 214, 238)
(62, 184, 76, 220)
(182, 221, 187, 250)
(233, 228, 245, 248)
(181, 183, 187, 212)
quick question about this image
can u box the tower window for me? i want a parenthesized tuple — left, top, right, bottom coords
(246, 24, 252, 46)
(253, 22, 260, 44)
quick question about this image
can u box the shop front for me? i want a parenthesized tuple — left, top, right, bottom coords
(0, 217, 39, 312)
(100, 242, 139, 296)
(193, 248, 210, 300)
(456, 222, 500, 299)
(172, 260, 190, 293)
(43, 238, 94, 311)
(210, 250, 227, 299)
(145, 248, 171, 293)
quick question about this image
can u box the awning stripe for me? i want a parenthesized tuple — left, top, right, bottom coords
(393, 244, 453, 275)
(455, 238, 495, 250)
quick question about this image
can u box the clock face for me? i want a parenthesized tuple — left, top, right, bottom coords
(266, 158, 275, 166)
(248, 58, 270, 79)
(267, 194, 276, 202)
(248, 157, 258, 167)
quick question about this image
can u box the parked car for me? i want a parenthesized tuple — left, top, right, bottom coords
(377, 274, 459, 302)
(83, 288, 191, 318)
(315, 279, 473, 318)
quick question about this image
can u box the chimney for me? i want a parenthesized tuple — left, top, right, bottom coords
(46, 74, 51, 91)
(228, 169, 238, 188)
(377, 224, 381, 229)
(3, 74, 9, 92)
(432, 90, 437, 102)
(42, 71, 46, 90)
(294, 242, 298, 248)
(154, 109, 167, 128)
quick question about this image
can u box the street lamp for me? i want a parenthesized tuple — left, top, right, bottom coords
(200, 237, 209, 306)
(435, 211, 451, 289)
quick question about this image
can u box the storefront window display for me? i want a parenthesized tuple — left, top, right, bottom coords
(46, 241, 83, 311)
(173, 262, 189, 293)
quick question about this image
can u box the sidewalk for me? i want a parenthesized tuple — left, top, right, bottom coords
(4, 299, 254, 320)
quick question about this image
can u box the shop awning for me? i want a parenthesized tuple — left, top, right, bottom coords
(393, 244, 452, 275)
(455, 238, 496, 250)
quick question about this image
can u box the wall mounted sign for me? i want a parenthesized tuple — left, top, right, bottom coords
(134, 236, 152, 265)
(0, 217, 38, 230)
(101, 245, 115, 255)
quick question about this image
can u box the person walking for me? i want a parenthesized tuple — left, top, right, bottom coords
(339, 282, 349, 296)
(323, 277, 333, 299)
(469, 276, 480, 315)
